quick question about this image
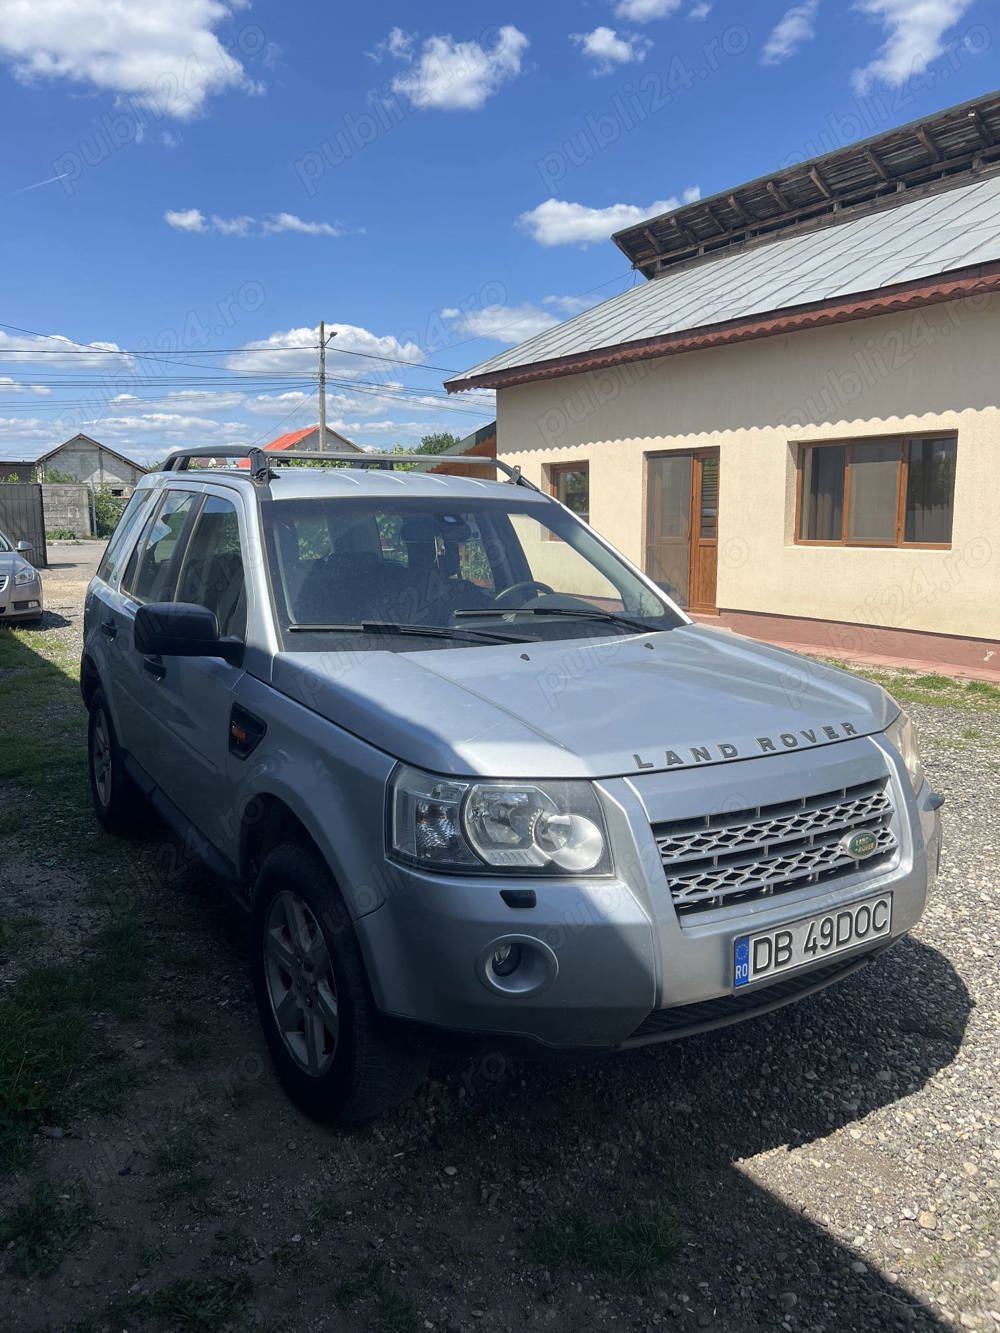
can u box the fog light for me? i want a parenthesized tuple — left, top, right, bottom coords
(28, 601, 39, 609)
(491, 943, 522, 977)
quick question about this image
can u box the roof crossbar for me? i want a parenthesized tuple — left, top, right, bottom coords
(160, 446, 537, 489)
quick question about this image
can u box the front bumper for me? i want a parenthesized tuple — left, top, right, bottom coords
(0, 576, 44, 622)
(358, 737, 941, 1049)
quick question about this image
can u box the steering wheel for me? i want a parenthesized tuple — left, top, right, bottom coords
(492, 579, 555, 608)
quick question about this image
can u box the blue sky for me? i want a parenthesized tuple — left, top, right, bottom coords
(0, 0, 995, 464)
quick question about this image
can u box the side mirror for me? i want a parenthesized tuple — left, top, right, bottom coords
(16, 540, 33, 556)
(134, 602, 243, 666)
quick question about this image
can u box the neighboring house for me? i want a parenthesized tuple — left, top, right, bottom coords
(1, 434, 147, 493)
(262, 425, 363, 456)
(432, 422, 497, 477)
(447, 92, 1000, 675)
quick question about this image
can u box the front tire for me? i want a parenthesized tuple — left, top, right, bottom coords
(87, 689, 150, 834)
(251, 842, 429, 1123)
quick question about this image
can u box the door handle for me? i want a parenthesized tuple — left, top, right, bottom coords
(143, 656, 166, 681)
(100, 620, 118, 641)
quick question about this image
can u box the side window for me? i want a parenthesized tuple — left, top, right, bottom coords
(175, 496, 248, 639)
(123, 490, 200, 603)
(97, 489, 153, 587)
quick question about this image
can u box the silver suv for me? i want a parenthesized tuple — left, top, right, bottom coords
(81, 447, 942, 1122)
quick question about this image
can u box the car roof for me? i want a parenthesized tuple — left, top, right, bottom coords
(147, 463, 552, 506)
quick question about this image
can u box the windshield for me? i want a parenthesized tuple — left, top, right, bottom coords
(0, 529, 10, 554)
(263, 495, 683, 651)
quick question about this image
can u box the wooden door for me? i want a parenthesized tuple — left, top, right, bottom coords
(645, 450, 719, 612)
(688, 451, 719, 613)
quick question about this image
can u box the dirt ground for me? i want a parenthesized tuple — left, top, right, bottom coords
(0, 544, 997, 1333)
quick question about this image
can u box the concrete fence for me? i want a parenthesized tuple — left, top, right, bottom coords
(40, 483, 94, 538)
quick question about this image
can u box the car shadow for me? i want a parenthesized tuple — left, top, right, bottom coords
(431, 934, 970, 1330)
(117, 808, 969, 1331)
(17, 610, 72, 630)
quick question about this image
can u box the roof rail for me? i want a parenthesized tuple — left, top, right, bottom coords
(160, 446, 538, 490)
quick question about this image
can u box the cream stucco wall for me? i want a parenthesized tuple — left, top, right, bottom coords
(495, 293, 1000, 641)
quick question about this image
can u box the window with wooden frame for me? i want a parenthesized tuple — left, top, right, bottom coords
(797, 436, 957, 548)
(549, 462, 590, 524)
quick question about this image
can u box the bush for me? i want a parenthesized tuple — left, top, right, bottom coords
(45, 528, 77, 541)
(92, 487, 127, 538)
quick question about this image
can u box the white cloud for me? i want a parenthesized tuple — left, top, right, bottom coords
(212, 214, 255, 237)
(852, 0, 973, 92)
(228, 324, 425, 378)
(613, 0, 681, 20)
(762, 0, 820, 65)
(165, 207, 209, 233)
(0, 377, 52, 394)
(571, 27, 651, 73)
(542, 294, 603, 315)
(165, 209, 348, 237)
(689, 2, 713, 18)
(447, 304, 561, 344)
(0, 329, 132, 369)
(262, 212, 344, 237)
(390, 25, 528, 111)
(367, 26, 414, 63)
(442, 293, 605, 344)
(518, 189, 701, 246)
(0, 0, 253, 119)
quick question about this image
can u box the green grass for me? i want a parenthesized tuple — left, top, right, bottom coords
(335, 1258, 421, 1333)
(0, 930, 150, 1171)
(818, 659, 1000, 712)
(166, 1010, 210, 1067)
(119, 1274, 253, 1332)
(0, 1176, 94, 1277)
(149, 1107, 217, 1207)
(0, 914, 47, 951)
(529, 1203, 681, 1282)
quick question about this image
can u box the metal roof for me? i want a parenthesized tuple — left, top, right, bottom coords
(447, 172, 1000, 390)
(614, 90, 1000, 277)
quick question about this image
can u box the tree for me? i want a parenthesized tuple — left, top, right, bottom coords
(413, 432, 460, 456)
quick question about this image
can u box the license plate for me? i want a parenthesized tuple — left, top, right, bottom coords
(733, 894, 892, 989)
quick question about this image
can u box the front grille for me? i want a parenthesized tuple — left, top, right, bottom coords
(653, 778, 896, 917)
(626, 947, 885, 1042)
(0, 575, 7, 594)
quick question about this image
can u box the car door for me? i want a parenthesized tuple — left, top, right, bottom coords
(150, 490, 251, 852)
(113, 486, 203, 762)
(85, 487, 156, 732)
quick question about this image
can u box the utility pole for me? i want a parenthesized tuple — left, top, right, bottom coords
(317, 321, 336, 453)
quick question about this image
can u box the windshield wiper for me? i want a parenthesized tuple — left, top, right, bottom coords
(453, 607, 657, 634)
(287, 621, 534, 644)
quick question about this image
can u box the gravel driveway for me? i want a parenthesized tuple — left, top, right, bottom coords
(0, 546, 996, 1333)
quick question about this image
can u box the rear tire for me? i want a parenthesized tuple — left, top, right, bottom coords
(87, 689, 150, 834)
(251, 841, 429, 1123)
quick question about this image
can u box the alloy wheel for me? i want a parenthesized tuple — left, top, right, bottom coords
(91, 710, 113, 808)
(263, 890, 340, 1076)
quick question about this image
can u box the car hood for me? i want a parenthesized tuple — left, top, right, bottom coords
(271, 624, 896, 780)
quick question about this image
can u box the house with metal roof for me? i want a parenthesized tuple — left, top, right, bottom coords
(447, 92, 1000, 677)
(0, 433, 148, 488)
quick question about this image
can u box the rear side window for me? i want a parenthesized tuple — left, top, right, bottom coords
(97, 489, 154, 587)
(123, 490, 200, 603)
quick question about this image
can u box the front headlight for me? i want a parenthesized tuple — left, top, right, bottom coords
(885, 708, 925, 794)
(389, 764, 611, 875)
(13, 561, 36, 587)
